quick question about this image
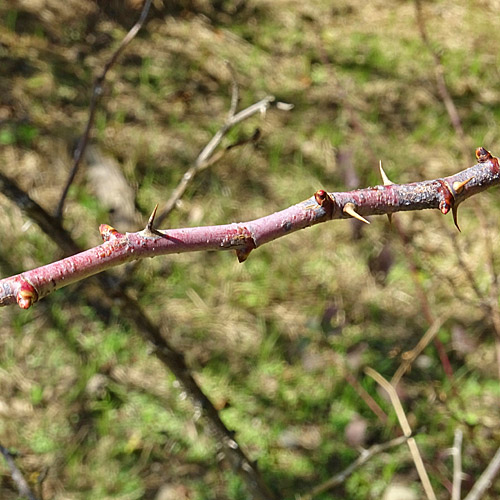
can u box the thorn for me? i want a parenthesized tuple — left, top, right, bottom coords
(236, 247, 252, 263)
(143, 204, 165, 238)
(452, 205, 461, 232)
(387, 213, 393, 225)
(146, 203, 159, 230)
(343, 203, 370, 224)
(379, 160, 394, 186)
(452, 178, 473, 194)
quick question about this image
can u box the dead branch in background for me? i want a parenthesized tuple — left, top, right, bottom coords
(155, 94, 279, 226)
(301, 435, 408, 500)
(2, 146, 500, 309)
(463, 446, 500, 500)
(55, 0, 153, 220)
(451, 428, 463, 500)
(391, 315, 447, 386)
(17, 4, 275, 496)
(414, 0, 468, 154)
(0, 444, 38, 500)
(415, 0, 500, 379)
(392, 218, 455, 379)
(365, 367, 437, 500)
(0, 172, 276, 500)
(316, 39, 456, 382)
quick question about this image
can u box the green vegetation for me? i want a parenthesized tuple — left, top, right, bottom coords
(1, 1, 500, 499)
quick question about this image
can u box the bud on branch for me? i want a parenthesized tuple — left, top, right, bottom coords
(1, 147, 499, 309)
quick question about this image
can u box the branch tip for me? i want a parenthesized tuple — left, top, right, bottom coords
(343, 203, 370, 224)
(99, 224, 122, 242)
(476, 146, 492, 163)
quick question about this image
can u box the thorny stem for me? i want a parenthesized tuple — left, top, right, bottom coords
(2, 147, 500, 309)
(55, 0, 153, 220)
(0, 174, 276, 500)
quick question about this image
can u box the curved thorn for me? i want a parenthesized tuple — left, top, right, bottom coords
(379, 160, 394, 186)
(387, 213, 393, 225)
(344, 203, 370, 224)
(452, 206, 461, 232)
(452, 177, 473, 194)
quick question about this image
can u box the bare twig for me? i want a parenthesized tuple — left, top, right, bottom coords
(451, 230, 500, 379)
(55, 0, 153, 219)
(414, 0, 468, 153)
(3, 147, 500, 309)
(451, 428, 463, 500)
(393, 218, 454, 380)
(392, 315, 448, 386)
(415, 0, 500, 379)
(464, 446, 500, 500)
(365, 367, 437, 500)
(0, 445, 38, 500)
(343, 369, 388, 424)
(226, 61, 239, 119)
(0, 173, 276, 500)
(301, 435, 408, 500)
(155, 94, 276, 226)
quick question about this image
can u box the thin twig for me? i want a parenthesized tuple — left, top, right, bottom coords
(416, 0, 500, 380)
(451, 428, 463, 500)
(365, 367, 437, 500)
(0, 445, 38, 500)
(464, 446, 500, 500)
(226, 61, 239, 119)
(414, 0, 468, 154)
(155, 95, 276, 226)
(474, 208, 500, 380)
(301, 435, 408, 500)
(343, 369, 388, 424)
(55, 0, 153, 219)
(393, 218, 454, 381)
(392, 315, 448, 386)
(451, 230, 500, 380)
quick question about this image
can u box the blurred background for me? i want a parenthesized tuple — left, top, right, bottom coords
(1, 0, 500, 499)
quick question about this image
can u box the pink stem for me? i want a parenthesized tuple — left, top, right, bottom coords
(2, 147, 500, 309)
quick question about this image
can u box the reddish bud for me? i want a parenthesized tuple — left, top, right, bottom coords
(314, 190, 327, 205)
(16, 281, 38, 309)
(99, 224, 122, 242)
(439, 200, 450, 215)
(476, 147, 492, 163)
(314, 190, 335, 219)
